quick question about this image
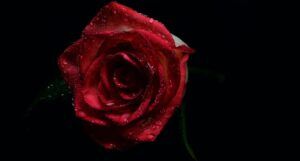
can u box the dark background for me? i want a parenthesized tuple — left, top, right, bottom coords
(3, 0, 262, 160)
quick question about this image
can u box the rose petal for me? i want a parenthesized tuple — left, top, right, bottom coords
(83, 2, 174, 47)
(104, 86, 153, 125)
(58, 40, 82, 88)
(74, 87, 110, 126)
(79, 36, 105, 75)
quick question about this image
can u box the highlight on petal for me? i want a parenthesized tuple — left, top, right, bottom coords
(172, 34, 195, 54)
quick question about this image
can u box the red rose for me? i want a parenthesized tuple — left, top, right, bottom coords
(58, 1, 194, 150)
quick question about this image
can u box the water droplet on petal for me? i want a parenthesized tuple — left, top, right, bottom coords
(62, 60, 67, 65)
(123, 118, 128, 123)
(149, 18, 154, 23)
(113, 10, 117, 14)
(121, 114, 130, 123)
(106, 102, 114, 106)
(147, 134, 155, 140)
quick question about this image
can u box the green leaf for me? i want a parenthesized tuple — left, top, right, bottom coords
(25, 78, 70, 118)
(180, 104, 198, 161)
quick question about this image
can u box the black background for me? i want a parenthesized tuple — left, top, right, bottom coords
(3, 0, 262, 160)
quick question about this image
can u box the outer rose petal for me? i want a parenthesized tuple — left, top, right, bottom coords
(58, 40, 82, 88)
(83, 1, 174, 47)
(79, 37, 105, 75)
(58, 37, 105, 88)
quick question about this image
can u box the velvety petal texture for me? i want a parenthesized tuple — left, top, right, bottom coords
(58, 1, 194, 150)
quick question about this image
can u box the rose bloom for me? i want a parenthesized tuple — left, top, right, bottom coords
(58, 1, 194, 150)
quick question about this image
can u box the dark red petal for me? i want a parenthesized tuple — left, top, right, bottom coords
(82, 88, 102, 110)
(83, 2, 174, 47)
(58, 40, 82, 88)
(81, 53, 105, 110)
(168, 53, 190, 109)
(74, 87, 110, 126)
(79, 37, 105, 75)
(104, 85, 153, 125)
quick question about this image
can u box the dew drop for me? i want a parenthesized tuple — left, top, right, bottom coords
(113, 10, 117, 14)
(61, 93, 64, 96)
(62, 60, 67, 65)
(47, 86, 50, 89)
(123, 118, 128, 123)
(149, 18, 154, 23)
(106, 102, 114, 106)
(147, 134, 155, 140)
(121, 114, 129, 123)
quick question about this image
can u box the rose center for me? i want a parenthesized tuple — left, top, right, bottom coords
(105, 52, 148, 92)
(113, 65, 142, 89)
